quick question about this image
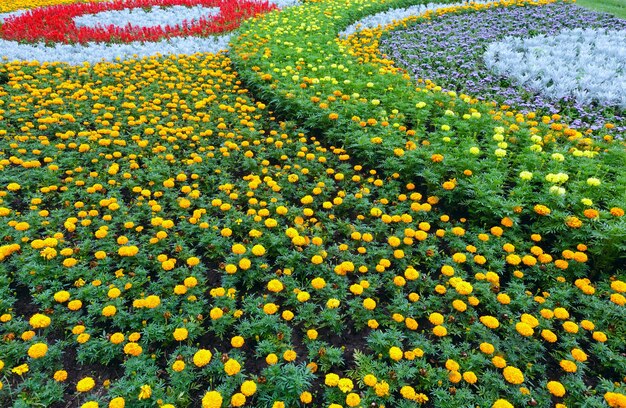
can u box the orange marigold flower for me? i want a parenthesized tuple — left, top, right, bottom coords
(565, 216, 582, 228)
(583, 209, 599, 219)
(610, 207, 624, 217)
(431, 154, 444, 162)
(533, 204, 551, 215)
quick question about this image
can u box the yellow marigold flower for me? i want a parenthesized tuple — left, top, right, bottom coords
(338, 378, 354, 393)
(611, 293, 626, 306)
(263, 303, 278, 314)
(605, 392, 626, 407)
(27, 342, 48, 359)
(445, 359, 460, 372)
(267, 279, 284, 293)
(172, 360, 185, 372)
(173, 328, 188, 341)
(375, 380, 390, 396)
(521, 313, 539, 328)
(363, 298, 376, 310)
(449, 370, 462, 383)
(480, 315, 500, 329)
(241, 380, 257, 396)
(230, 336, 245, 348)
(283, 350, 297, 362)
(433, 325, 447, 337)
(581, 320, 595, 331)
(76, 377, 95, 392)
(325, 373, 340, 387)
(299, 391, 312, 404)
(429, 312, 444, 325)
(102, 305, 117, 317)
(455, 281, 473, 295)
(363, 374, 377, 387)
(12, 363, 29, 376)
(29, 313, 51, 329)
(266, 353, 278, 365)
(193, 349, 212, 367)
(110, 333, 124, 344)
(571, 348, 588, 362)
(463, 371, 478, 384)
(231, 393, 246, 407)
(54, 291, 70, 303)
(610, 207, 625, 217)
(123, 343, 142, 357)
(405, 317, 419, 330)
(138, 384, 152, 400)
(497, 293, 511, 304)
(400, 385, 416, 400)
(592, 331, 607, 343)
(503, 366, 524, 384)
(346, 392, 360, 407)
(515, 322, 534, 337)
(109, 397, 125, 408)
(547, 380, 566, 397)
(184, 277, 198, 288)
(201, 391, 223, 408)
(224, 359, 241, 376)
(186, 257, 200, 267)
(492, 356, 507, 369)
(311, 277, 326, 289)
(493, 399, 514, 408)
(480, 342, 495, 354)
(560, 359, 577, 373)
(326, 298, 340, 309)
(389, 346, 403, 361)
(68, 300, 83, 311)
(251, 244, 266, 256)
(563, 321, 579, 334)
(306, 329, 318, 340)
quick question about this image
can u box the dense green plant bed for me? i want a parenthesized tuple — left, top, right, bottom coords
(0, 0, 624, 407)
(231, 0, 626, 270)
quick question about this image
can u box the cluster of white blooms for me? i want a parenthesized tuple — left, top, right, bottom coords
(339, 0, 497, 37)
(484, 28, 626, 108)
(73, 5, 221, 29)
(0, 35, 233, 65)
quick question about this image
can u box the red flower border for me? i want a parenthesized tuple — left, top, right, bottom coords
(0, 0, 275, 44)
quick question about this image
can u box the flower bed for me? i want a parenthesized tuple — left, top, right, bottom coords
(377, 1, 626, 132)
(0, 0, 625, 407)
(0, 0, 275, 43)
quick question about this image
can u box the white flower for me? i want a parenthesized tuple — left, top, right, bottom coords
(484, 28, 626, 108)
(73, 5, 220, 29)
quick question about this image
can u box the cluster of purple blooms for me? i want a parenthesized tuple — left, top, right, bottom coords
(380, 2, 626, 133)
